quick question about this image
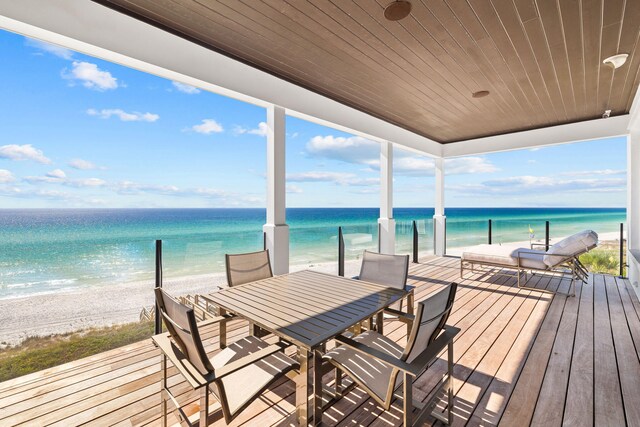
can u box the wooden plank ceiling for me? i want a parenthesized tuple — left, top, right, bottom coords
(94, 0, 640, 143)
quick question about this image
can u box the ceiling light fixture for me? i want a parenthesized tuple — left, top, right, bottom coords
(472, 90, 490, 98)
(603, 53, 628, 69)
(384, 1, 412, 21)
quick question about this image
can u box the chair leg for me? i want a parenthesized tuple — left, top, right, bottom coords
(335, 367, 342, 396)
(403, 372, 413, 426)
(447, 340, 454, 425)
(219, 308, 227, 349)
(199, 386, 209, 427)
(161, 354, 167, 427)
(406, 290, 415, 337)
(376, 311, 384, 335)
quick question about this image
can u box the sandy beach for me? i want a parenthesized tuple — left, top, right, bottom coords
(0, 231, 623, 346)
(0, 259, 363, 346)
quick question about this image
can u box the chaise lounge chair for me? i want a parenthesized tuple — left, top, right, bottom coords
(460, 230, 598, 297)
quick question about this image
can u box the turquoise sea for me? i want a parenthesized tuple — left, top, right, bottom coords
(0, 208, 626, 299)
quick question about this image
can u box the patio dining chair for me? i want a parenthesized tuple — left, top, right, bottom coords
(217, 249, 273, 345)
(324, 283, 459, 426)
(225, 249, 273, 287)
(356, 250, 413, 334)
(153, 287, 298, 426)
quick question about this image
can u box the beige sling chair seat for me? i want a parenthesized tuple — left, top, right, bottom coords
(324, 283, 460, 426)
(460, 230, 598, 297)
(354, 250, 414, 335)
(153, 288, 298, 426)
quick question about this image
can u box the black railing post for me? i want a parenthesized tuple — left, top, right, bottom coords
(412, 220, 418, 263)
(154, 239, 162, 335)
(545, 221, 550, 251)
(338, 227, 345, 277)
(488, 219, 492, 245)
(620, 223, 625, 278)
(263, 231, 267, 251)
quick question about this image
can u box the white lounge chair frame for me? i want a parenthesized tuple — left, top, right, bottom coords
(460, 242, 595, 297)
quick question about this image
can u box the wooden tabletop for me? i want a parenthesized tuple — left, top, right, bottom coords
(203, 270, 407, 350)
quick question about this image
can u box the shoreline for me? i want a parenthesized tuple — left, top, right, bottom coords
(0, 259, 363, 347)
(0, 231, 623, 346)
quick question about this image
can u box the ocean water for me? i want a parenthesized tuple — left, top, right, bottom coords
(0, 208, 626, 299)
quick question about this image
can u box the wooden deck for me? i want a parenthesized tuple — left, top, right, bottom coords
(2, 256, 640, 426)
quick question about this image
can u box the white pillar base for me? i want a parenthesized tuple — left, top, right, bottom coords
(378, 218, 396, 255)
(263, 223, 289, 275)
(433, 215, 446, 256)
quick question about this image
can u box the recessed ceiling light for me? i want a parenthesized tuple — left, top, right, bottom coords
(384, 1, 412, 21)
(603, 53, 628, 69)
(472, 90, 490, 98)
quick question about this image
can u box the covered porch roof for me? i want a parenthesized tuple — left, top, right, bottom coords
(0, 0, 638, 158)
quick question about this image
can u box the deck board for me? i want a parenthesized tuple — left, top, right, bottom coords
(1, 256, 640, 426)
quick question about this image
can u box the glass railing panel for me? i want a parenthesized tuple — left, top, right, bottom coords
(341, 223, 379, 277)
(160, 230, 264, 291)
(492, 219, 547, 248)
(289, 224, 339, 275)
(577, 223, 626, 276)
(445, 218, 489, 256)
(395, 218, 434, 259)
(0, 236, 158, 382)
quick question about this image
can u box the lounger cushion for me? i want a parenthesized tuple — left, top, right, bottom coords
(324, 330, 404, 404)
(210, 335, 297, 415)
(462, 245, 548, 270)
(543, 230, 598, 267)
(517, 250, 547, 270)
(461, 245, 520, 267)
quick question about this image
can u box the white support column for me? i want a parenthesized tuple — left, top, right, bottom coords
(378, 141, 395, 254)
(628, 132, 640, 291)
(263, 105, 289, 274)
(434, 157, 446, 256)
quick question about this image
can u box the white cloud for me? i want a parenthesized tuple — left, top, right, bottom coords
(68, 178, 107, 188)
(68, 158, 101, 170)
(448, 175, 626, 196)
(0, 170, 15, 183)
(24, 170, 106, 188)
(0, 144, 51, 164)
(190, 119, 224, 134)
(47, 169, 66, 179)
(172, 81, 201, 94)
(63, 61, 118, 91)
(233, 122, 269, 137)
(287, 171, 379, 187)
(87, 108, 159, 122)
(446, 157, 499, 174)
(25, 39, 74, 60)
(560, 169, 626, 176)
(305, 135, 497, 176)
(306, 135, 379, 166)
(286, 184, 303, 194)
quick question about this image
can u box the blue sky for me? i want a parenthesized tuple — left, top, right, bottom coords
(0, 30, 627, 208)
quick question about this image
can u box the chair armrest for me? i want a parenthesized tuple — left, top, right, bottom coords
(332, 335, 418, 376)
(407, 325, 460, 375)
(197, 313, 234, 328)
(382, 308, 415, 323)
(530, 242, 548, 248)
(214, 341, 291, 379)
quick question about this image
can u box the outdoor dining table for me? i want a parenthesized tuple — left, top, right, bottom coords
(202, 269, 410, 426)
